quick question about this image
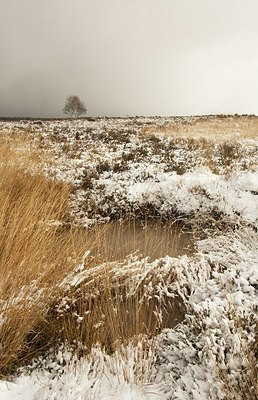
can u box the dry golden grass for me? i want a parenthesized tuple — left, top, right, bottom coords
(45, 221, 189, 355)
(0, 131, 41, 169)
(0, 136, 94, 373)
(142, 120, 257, 173)
(142, 115, 258, 141)
(0, 159, 92, 374)
(45, 259, 185, 357)
(1, 121, 256, 393)
(0, 135, 187, 376)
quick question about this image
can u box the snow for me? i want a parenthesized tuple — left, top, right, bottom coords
(0, 117, 257, 399)
(0, 348, 161, 400)
(1, 228, 256, 399)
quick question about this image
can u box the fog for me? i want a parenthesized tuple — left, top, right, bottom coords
(1, 0, 258, 117)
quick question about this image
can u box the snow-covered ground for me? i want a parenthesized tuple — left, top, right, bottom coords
(0, 117, 257, 399)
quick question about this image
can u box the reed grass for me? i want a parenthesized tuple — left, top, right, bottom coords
(0, 152, 91, 374)
(0, 135, 187, 376)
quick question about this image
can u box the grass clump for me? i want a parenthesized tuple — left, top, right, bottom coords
(0, 142, 90, 375)
(0, 136, 187, 377)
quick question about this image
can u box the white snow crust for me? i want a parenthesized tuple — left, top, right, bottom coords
(0, 118, 257, 399)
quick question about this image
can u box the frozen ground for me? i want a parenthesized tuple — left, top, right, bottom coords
(0, 116, 257, 399)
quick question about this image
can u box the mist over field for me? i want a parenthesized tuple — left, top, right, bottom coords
(1, 0, 258, 117)
(0, 115, 257, 399)
(0, 1, 258, 399)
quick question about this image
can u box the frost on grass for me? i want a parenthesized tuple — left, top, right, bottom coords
(0, 228, 257, 399)
(154, 228, 257, 399)
(0, 118, 257, 399)
(2, 118, 257, 224)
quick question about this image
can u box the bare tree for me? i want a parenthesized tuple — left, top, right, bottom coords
(63, 95, 87, 118)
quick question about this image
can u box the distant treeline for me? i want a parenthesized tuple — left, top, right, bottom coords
(0, 116, 96, 122)
(0, 114, 257, 122)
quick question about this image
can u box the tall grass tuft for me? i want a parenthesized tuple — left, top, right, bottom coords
(0, 142, 90, 375)
(0, 133, 186, 378)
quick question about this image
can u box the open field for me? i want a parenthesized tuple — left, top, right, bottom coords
(0, 115, 257, 399)
(142, 114, 258, 141)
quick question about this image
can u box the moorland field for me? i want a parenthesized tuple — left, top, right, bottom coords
(0, 114, 257, 399)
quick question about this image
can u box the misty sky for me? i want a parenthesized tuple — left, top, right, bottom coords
(1, 0, 258, 117)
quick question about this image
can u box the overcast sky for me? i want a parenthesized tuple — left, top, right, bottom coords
(1, 0, 258, 117)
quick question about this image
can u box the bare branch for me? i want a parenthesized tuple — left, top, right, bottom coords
(63, 95, 87, 118)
